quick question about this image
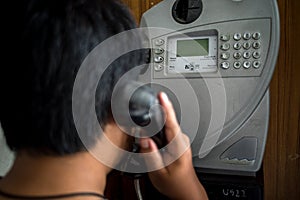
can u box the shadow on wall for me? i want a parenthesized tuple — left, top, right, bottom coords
(0, 124, 15, 176)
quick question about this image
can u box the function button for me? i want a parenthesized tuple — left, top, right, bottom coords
(253, 61, 261, 68)
(233, 33, 242, 41)
(154, 39, 165, 46)
(233, 61, 242, 69)
(154, 48, 164, 54)
(253, 32, 261, 40)
(243, 51, 251, 59)
(220, 62, 230, 69)
(220, 43, 230, 51)
(233, 42, 242, 50)
(220, 34, 230, 42)
(243, 61, 251, 69)
(154, 64, 164, 71)
(233, 52, 242, 59)
(253, 51, 261, 59)
(243, 32, 252, 40)
(154, 56, 164, 63)
(243, 42, 251, 50)
(220, 52, 230, 60)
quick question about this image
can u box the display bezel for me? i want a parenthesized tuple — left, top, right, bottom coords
(167, 35, 218, 74)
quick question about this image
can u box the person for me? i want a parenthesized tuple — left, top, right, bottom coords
(0, 0, 208, 199)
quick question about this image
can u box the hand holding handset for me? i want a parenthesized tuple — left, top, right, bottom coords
(113, 83, 208, 199)
(112, 81, 167, 177)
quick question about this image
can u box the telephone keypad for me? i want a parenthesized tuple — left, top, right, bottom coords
(233, 42, 242, 50)
(253, 41, 261, 49)
(219, 31, 262, 71)
(220, 62, 230, 69)
(243, 32, 252, 40)
(234, 61, 242, 69)
(243, 42, 251, 50)
(243, 61, 251, 69)
(220, 43, 230, 51)
(253, 32, 261, 40)
(220, 52, 230, 60)
(253, 51, 261, 59)
(233, 52, 242, 59)
(243, 51, 251, 59)
(253, 61, 261, 68)
(233, 33, 242, 41)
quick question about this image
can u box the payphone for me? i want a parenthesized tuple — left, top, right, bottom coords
(139, 0, 279, 198)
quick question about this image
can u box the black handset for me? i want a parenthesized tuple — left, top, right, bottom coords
(113, 81, 167, 151)
(128, 83, 167, 150)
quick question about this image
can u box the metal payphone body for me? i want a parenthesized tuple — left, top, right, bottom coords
(139, 0, 280, 176)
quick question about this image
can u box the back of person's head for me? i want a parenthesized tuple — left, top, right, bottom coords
(0, 0, 145, 155)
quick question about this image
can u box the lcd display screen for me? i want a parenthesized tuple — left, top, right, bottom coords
(176, 39, 209, 57)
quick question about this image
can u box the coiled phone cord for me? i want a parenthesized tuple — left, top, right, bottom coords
(134, 178, 144, 200)
(123, 127, 144, 200)
(132, 127, 144, 200)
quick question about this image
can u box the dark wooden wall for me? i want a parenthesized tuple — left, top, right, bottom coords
(263, 0, 300, 199)
(121, 0, 300, 199)
(121, 0, 161, 24)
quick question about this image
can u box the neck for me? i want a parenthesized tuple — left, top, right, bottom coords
(0, 150, 109, 197)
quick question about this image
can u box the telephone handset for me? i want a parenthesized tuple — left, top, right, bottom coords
(112, 82, 167, 179)
(129, 83, 167, 150)
(113, 81, 167, 152)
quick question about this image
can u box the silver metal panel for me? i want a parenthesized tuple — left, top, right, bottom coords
(140, 0, 279, 175)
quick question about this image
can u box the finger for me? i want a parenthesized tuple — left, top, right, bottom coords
(164, 132, 191, 164)
(140, 137, 158, 152)
(158, 92, 181, 141)
(139, 138, 167, 174)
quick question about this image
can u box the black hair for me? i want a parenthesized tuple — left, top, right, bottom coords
(0, 0, 146, 155)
